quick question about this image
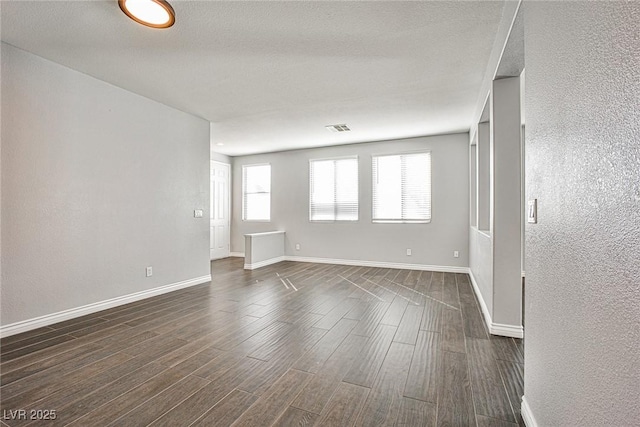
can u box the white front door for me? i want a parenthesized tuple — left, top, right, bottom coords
(211, 161, 230, 260)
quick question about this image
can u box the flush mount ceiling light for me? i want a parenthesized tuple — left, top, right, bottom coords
(118, 0, 175, 29)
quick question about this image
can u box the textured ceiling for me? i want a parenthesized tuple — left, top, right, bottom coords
(1, 1, 506, 156)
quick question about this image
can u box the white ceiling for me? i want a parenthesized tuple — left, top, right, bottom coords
(1, 1, 506, 156)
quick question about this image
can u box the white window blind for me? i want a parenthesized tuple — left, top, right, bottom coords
(372, 152, 431, 223)
(310, 157, 358, 221)
(242, 164, 271, 221)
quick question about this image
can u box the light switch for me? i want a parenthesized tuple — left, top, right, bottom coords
(527, 199, 537, 224)
(194, 209, 204, 218)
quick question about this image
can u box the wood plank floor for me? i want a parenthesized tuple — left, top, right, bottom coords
(0, 258, 525, 426)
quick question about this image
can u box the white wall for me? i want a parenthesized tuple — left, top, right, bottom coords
(490, 76, 522, 328)
(471, 119, 493, 316)
(469, 76, 523, 337)
(1, 44, 211, 327)
(477, 122, 490, 231)
(210, 122, 231, 165)
(231, 134, 469, 269)
(469, 229, 492, 314)
(244, 231, 285, 268)
(211, 151, 230, 164)
(523, 3, 640, 425)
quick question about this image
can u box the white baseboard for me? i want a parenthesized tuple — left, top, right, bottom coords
(468, 270, 524, 338)
(230, 252, 245, 258)
(467, 270, 494, 331)
(243, 254, 468, 274)
(491, 322, 524, 338)
(284, 256, 469, 274)
(232, 253, 468, 274)
(244, 256, 286, 270)
(0, 275, 211, 338)
(521, 396, 539, 427)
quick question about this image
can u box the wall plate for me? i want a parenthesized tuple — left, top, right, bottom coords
(527, 199, 537, 224)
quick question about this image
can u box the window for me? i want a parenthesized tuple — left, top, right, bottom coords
(372, 152, 431, 223)
(242, 164, 271, 221)
(309, 157, 358, 221)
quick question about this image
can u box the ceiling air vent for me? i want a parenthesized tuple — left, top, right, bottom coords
(325, 124, 351, 133)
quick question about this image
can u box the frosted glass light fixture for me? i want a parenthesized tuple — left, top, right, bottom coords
(118, 0, 175, 29)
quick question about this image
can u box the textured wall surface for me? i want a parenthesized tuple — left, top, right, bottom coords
(231, 134, 469, 268)
(1, 44, 211, 325)
(0, 12, 3, 318)
(524, 3, 640, 425)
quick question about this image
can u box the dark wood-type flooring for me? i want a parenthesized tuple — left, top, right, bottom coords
(1, 258, 524, 426)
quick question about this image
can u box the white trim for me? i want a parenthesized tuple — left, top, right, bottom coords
(468, 269, 524, 338)
(468, 270, 493, 331)
(244, 256, 286, 270)
(521, 396, 539, 427)
(243, 231, 285, 237)
(284, 256, 469, 274)
(491, 322, 524, 338)
(522, 270, 526, 278)
(232, 253, 469, 275)
(242, 254, 469, 273)
(0, 275, 211, 338)
(477, 229, 492, 238)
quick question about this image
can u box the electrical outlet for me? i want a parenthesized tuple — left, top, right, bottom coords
(194, 209, 203, 218)
(146, 266, 153, 277)
(295, 243, 300, 251)
(406, 248, 412, 256)
(454, 251, 459, 258)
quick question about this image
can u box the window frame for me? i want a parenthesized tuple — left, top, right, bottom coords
(242, 163, 272, 222)
(308, 155, 359, 223)
(371, 150, 432, 224)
